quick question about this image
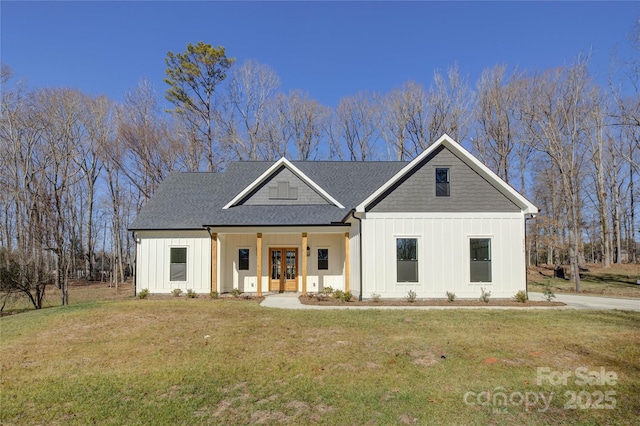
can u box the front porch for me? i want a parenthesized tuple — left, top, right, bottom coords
(210, 227, 351, 297)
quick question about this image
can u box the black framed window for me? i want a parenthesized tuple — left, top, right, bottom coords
(435, 168, 450, 197)
(470, 238, 492, 282)
(397, 238, 418, 282)
(170, 247, 187, 281)
(318, 249, 329, 270)
(238, 249, 249, 270)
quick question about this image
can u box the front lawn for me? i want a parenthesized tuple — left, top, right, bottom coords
(1, 298, 638, 425)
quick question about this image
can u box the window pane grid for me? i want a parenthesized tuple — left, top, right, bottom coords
(238, 249, 249, 270)
(397, 238, 418, 282)
(170, 247, 187, 281)
(435, 168, 450, 196)
(318, 249, 328, 270)
(470, 239, 491, 282)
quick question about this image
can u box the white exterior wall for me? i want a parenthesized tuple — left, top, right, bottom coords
(347, 218, 361, 298)
(135, 230, 211, 294)
(307, 233, 344, 293)
(220, 231, 346, 294)
(361, 212, 526, 299)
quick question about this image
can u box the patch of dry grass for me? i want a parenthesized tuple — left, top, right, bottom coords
(529, 263, 640, 298)
(1, 280, 134, 315)
(1, 298, 639, 425)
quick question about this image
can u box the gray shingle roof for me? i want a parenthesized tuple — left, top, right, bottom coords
(129, 160, 407, 230)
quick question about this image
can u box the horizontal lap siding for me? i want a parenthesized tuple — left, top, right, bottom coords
(241, 167, 329, 205)
(362, 213, 525, 299)
(368, 146, 521, 213)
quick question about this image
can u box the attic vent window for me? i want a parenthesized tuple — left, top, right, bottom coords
(269, 181, 298, 200)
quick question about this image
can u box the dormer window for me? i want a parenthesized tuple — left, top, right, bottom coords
(269, 181, 298, 200)
(435, 168, 450, 197)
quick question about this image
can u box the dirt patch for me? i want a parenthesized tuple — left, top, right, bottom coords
(398, 413, 419, 424)
(299, 295, 565, 307)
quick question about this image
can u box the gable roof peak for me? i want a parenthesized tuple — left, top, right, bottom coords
(222, 156, 345, 209)
(356, 134, 538, 215)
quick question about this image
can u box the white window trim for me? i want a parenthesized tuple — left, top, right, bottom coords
(394, 236, 421, 284)
(237, 247, 251, 271)
(434, 165, 452, 197)
(467, 235, 493, 285)
(168, 245, 188, 284)
(316, 247, 330, 271)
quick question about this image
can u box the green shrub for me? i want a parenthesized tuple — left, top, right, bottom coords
(210, 291, 219, 299)
(479, 287, 491, 303)
(445, 291, 456, 302)
(333, 289, 345, 301)
(321, 286, 334, 297)
(171, 288, 182, 297)
(186, 289, 197, 298)
(340, 291, 353, 302)
(406, 289, 417, 303)
(513, 290, 528, 303)
(138, 288, 149, 299)
(230, 288, 243, 298)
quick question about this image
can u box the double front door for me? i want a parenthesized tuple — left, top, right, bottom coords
(269, 248, 298, 292)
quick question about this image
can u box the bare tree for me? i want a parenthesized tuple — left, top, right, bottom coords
(379, 81, 428, 160)
(584, 87, 613, 267)
(77, 95, 109, 279)
(217, 60, 280, 160)
(276, 90, 328, 160)
(34, 88, 85, 305)
(0, 68, 52, 309)
(474, 64, 520, 184)
(425, 64, 472, 146)
(521, 60, 593, 291)
(115, 79, 178, 202)
(330, 91, 381, 161)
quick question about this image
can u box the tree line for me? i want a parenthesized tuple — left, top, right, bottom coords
(1, 32, 639, 309)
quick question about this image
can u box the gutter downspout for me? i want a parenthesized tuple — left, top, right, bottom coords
(524, 213, 536, 296)
(132, 231, 138, 297)
(350, 210, 364, 301)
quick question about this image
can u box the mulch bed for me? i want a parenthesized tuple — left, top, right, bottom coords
(299, 296, 565, 307)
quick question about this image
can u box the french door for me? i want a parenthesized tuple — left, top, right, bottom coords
(269, 248, 298, 292)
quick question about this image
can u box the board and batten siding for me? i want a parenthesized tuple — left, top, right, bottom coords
(135, 230, 211, 294)
(306, 233, 344, 293)
(347, 218, 361, 298)
(361, 212, 526, 299)
(367, 145, 521, 213)
(219, 233, 258, 293)
(220, 232, 346, 294)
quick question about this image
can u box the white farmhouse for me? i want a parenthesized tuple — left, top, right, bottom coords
(130, 134, 537, 299)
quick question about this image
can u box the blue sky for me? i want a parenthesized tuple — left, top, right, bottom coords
(2, 1, 639, 107)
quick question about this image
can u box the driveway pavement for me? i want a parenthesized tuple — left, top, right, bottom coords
(261, 292, 640, 312)
(528, 292, 640, 312)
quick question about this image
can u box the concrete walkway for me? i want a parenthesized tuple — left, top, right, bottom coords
(260, 292, 640, 311)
